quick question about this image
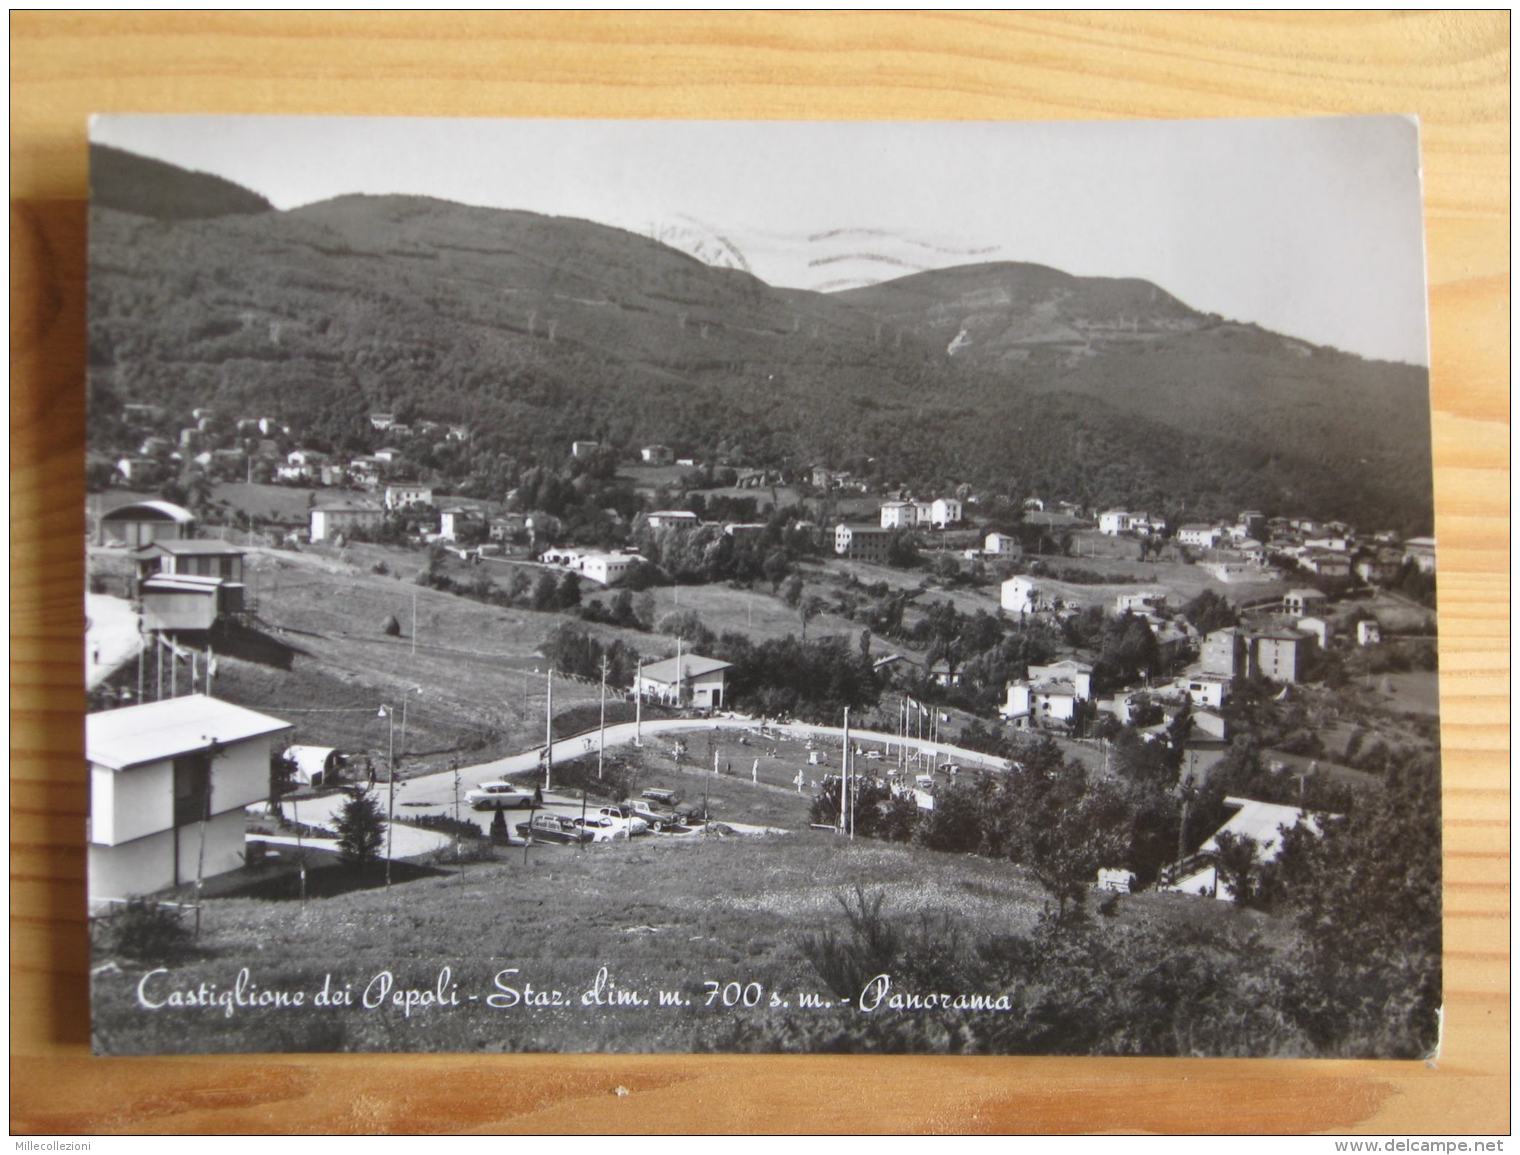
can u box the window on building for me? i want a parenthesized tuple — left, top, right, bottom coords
(173, 751, 212, 827)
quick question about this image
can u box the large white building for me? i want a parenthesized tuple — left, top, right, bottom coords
(633, 653, 732, 711)
(86, 696, 292, 905)
(311, 503, 385, 543)
(384, 483, 434, 510)
(879, 501, 916, 529)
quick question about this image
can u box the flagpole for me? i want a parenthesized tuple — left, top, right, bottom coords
(840, 706, 850, 836)
(634, 657, 643, 747)
(544, 665, 554, 792)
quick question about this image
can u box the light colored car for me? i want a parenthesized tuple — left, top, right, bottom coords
(594, 805, 650, 836)
(573, 815, 630, 842)
(465, 781, 535, 810)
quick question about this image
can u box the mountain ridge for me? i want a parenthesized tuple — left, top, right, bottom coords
(86, 146, 1434, 532)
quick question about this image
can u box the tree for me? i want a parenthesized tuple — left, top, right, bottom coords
(557, 571, 582, 609)
(798, 595, 825, 641)
(1211, 830, 1260, 906)
(334, 790, 386, 869)
(531, 572, 560, 611)
(1277, 757, 1442, 1057)
(780, 573, 804, 609)
(268, 749, 298, 820)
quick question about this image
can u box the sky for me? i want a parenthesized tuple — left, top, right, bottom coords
(91, 114, 1430, 366)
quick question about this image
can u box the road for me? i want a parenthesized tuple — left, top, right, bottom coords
(292, 715, 1009, 857)
(85, 593, 142, 691)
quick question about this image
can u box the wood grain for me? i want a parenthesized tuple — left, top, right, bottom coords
(9, 11, 1509, 1135)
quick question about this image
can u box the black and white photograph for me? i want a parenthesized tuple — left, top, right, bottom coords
(83, 113, 1441, 1059)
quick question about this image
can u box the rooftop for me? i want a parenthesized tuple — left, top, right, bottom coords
(100, 500, 195, 524)
(87, 695, 292, 772)
(135, 539, 245, 556)
(638, 654, 733, 684)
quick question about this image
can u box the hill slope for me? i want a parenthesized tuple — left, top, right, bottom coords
(89, 143, 273, 221)
(86, 147, 1434, 531)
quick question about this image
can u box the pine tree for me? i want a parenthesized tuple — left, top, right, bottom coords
(335, 790, 386, 869)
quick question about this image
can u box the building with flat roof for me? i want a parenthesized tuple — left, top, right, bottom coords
(86, 695, 291, 904)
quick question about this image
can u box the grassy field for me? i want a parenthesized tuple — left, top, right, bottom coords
(89, 827, 1265, 1055)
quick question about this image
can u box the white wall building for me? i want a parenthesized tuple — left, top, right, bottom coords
(311, 504, 385, 543)
(87, 696, 291, 905)
(633, 654, 731, 711)
(1000, 575, 1044, 614)
(879, 501, 915, 529)
(384, 483, 433, 510)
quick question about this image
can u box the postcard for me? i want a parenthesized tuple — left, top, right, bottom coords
(84, 113, 1440, 1057)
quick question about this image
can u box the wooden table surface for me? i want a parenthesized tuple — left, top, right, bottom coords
(10, 12, 1509, 1135)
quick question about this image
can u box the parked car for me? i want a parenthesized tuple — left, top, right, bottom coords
(594, 805, 650, 836)
(625, 799, 677, 831)
(572, 815, 630, 842)
(516, 813, 593, 844)
(466, 781, 535, 810)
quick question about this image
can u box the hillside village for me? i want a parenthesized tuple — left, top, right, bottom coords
(81, 142, 1442, 1059)
(89, 394, 1440, 888)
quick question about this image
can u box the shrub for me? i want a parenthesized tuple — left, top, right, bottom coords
(95, 899, 195, 962)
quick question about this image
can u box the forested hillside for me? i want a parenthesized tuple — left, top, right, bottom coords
(87, 146, 1435, 532)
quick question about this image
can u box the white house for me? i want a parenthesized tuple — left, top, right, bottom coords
(1176, 673, 1232, 710)
(928, 498, 962, 527)
(1282, 588, 1329, 617)
(879, 501, 915, 529)
(86, 696, 292, 905)
(646, 510, 699, 529)
(1001, 661, 1093, 729)
(1297, 616, 1332, 649)
(1357, 619, 1382, 646)
(384, 483, 433, 510)
(984, 532, 1020, 556)
(439, 507, 483, 541)
(640, 444, 674, 465)
(1403, 536, 1437, 574)
(1176, 524, 1222, 549)
(310, 504, 385, 543)
(1161, 796, 1324, 903)
(1000, 575, 1045, 614)
(1098, 510, 1148, 536)
(580, 553, 641, 586)
(368, 412, 395, 430)
(571, 440, 600, 458)
(633, 653, 732, 711)
(1115, 590, 1168, 617)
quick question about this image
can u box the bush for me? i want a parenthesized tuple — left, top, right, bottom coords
(95, 899, 195, 962)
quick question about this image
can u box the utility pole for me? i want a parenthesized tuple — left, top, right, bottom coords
(597, 654, 608, 780)
(156, 635, 163, 701)
(412, 590, 417, 657)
